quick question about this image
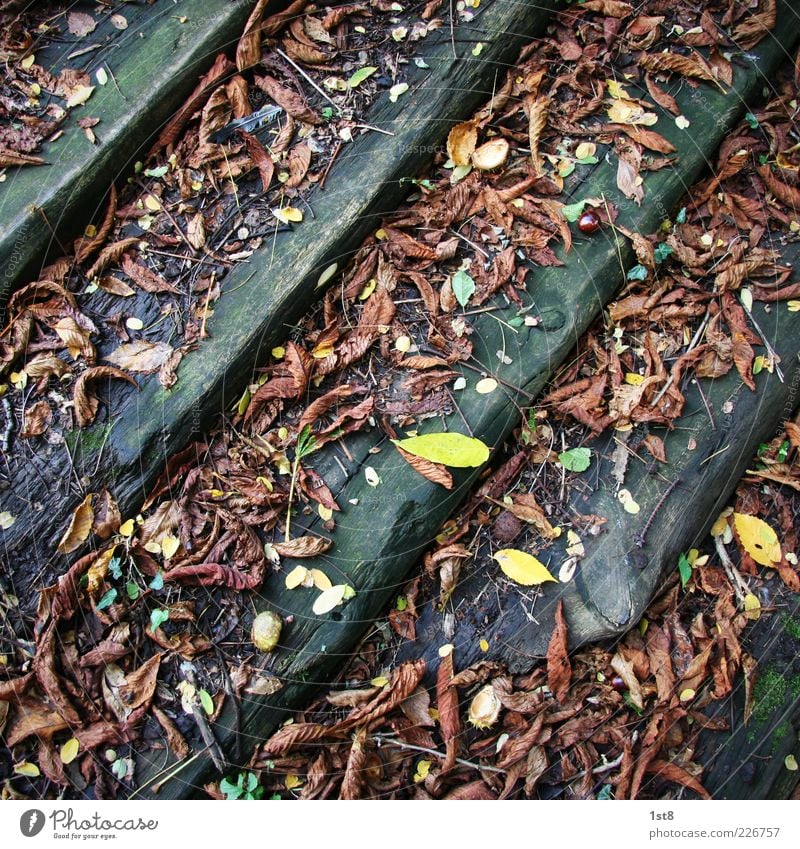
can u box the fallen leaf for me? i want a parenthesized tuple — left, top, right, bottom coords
(60, 738, 80, 764)
(67, 12, 96, 37)
(493, 549, 557, 585)
(546, 600, 571, 702)
(732, 513, 781, 566)
(73, 366, 138, 427)
(273, 536, 332, 558)
(57, 494, 94, 554)
(447, 120, 478, 167)
(394, 432, 489, 467)
(105, 340, 173, 373)
(313, 584, 348, 615)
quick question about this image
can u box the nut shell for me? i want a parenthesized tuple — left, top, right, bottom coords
(467, 683, 501, 729)
(471, 138, 510, 171)
(251, 610, 282, 652)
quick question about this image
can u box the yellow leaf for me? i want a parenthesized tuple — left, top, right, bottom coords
(787, 300, 800, 312)
(22, 54, 35, 69)
(393, 432, 489, 468)
(493, 549, 557, 586)
(679, 688, 696, 703)
(743, 593, 761, 621)
(625, 372, 644, 385)
(119, 518, 135, 537)
(318, 504, 333, 522)
(285, 565, 308, 589)
(86, 547, 116, 593)
(144, 195, 161, 211)
(273, 206, 303, 224)
(606, 79, 629, 99)
(446, 120, 478, 167)
(475, 377, 498, 394)
(312, 341, 334, 359)
(271, 346, 286, 359)
(479, 638, 489, 652)
(161, 535, 180, 559)
(786, 754, 799, 771)
(732, 513, 781, 566)
(66, 85, 94, 107)
(60, 738, 80, 764)
(313, 584, 347, 615)
(414, 759, 432, 783)
(359, 278, 377, 300)
(310, 569, 332, 590)
(57, 493, 94, 554)
(370, 676, 389, 687)
(14, 761, 40, 777)
(285, 774, 304, 790)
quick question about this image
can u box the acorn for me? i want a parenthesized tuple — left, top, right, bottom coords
(251, 610, 282, 652)
(467, 684, 501, 729)
(577, 208, 601, 234)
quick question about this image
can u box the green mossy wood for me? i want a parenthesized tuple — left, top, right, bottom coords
(0, 0, 267, 299)
(133, 14, 800, 797)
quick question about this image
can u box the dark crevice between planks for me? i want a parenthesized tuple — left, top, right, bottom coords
(132, 13, 800, 798)
(0, 0, 559, 600)
(0, 0, 271, 300)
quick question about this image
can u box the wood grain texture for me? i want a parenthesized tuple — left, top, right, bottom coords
(133, 10, 800, 797)
(0, 0, 262, 299)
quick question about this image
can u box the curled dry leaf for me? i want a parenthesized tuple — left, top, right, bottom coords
(236, 0, 269, 71)
(395, 445, 453, 490)
(57, 493, 94, 554)
(20, 400, 52, 438)
(546, 600, 571, 702)
(273, 535, 333, 558)
(446, 119, 478, 167)
(435, 647, 460, 772)
(105, 340, 174, 374)
(92, 488, 121, 540)
(73, 366, 138, 427)
(526, 96, 549, 174)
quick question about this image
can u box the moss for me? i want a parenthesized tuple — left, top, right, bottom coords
(65, 422, 114, 458)
(780, 613, 800, 642)
(752, 666, 789, 726)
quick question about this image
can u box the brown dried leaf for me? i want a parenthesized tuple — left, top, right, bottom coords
(236, 0, 269, 71)
(240, 129, 274, 192)
(153, 705, 190, 759)
(435, 649, 460, 772)
(121, 255, 180, 294)
(0, 148, 45, 167)
(74, 185, 117, 264)
(97, 275, 135, 297)
(85, 237, 139, 279)
(73, 366, 138, 427)
(57, 493, 94, 554)
(272, 536, 333, 558)
(20, 400, 52, 438)
(395, 445, 454, 490)
(283, 37, 329, 65)
(255, 75, 320, 124)
(285, 143, 312, 188)
(93, 488, 121, 540)
(105, 340, 174, 373)
(546, 600, 571, 702)
(446, 120, 478, 167)
(340, 726, 368, 800)
(527, 96, 549, 174)
(638, 50, 720, 87)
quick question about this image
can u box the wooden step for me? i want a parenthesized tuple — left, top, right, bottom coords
(130, 11, 800, 798)
(0, 1, 559, 598)
(0, 0, 276, 299)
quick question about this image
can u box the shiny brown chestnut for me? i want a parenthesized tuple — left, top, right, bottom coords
(577, 208, 601, 234)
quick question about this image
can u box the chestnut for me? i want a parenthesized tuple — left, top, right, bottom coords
(578, 208, 601, 234)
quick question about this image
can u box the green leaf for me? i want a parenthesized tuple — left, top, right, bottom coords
(394, 432, 490, 467)
(149, 571, 164, 591)
(626, 264, 648, 281)
(245, 772, 258, 792)
(150, 608, 170, 631)
(451, 270, 475, 308)
(558, 447, 592, 472)
(220, 775, 242, 800)
(109, 556, 123, 580)
(777, 440, 790, 463)
(597, 785, 614, 800)
(675, 207, 687, 224)
(348, 66, 378, 88)
(96, 588, 118, 610)
(126, 581, 140, 601)
(677, 553, 692, 588)
(144, 165, 169, 178)
(561, 200, 586, 222)
(199, 689, 214, 715)
(654, 242, 674, 264)
(296, 425, 317, 459)
(111, 758, 128, 780)
(576, 155, 598, 165)
(745, 112, 759, 130)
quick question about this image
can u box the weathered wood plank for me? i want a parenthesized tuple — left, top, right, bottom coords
(0, 0, 559, 597)
(132, 16, 800, 797)
(0, 0, 267, 299)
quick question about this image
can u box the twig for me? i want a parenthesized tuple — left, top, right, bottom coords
(277, 47, 341, 114)
(372, 733, 506, 774)
(740, 298, 785, 382)
(650, 309, 711, 408)
(353, 123, 395, 137)
(318, 139, 342, 190)
(180, 662, 227, 772)
(449, 0, 457, 59)
(713, 534, 750, 604)
(136, 179, 197, 256)
(449, 227, 490, 259)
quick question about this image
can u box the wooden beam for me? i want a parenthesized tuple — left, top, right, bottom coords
(0, 0, 270, 300)
(132, 14, 800, 797)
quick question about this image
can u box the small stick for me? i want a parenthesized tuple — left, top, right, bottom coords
(713, 535, 749, 604)
(740, 299, 785, 382)
(353, 123, 395, 137)
(277, 47, 341, 114)
(372, 733, 505, 774)
(318, 139, 342, 190)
